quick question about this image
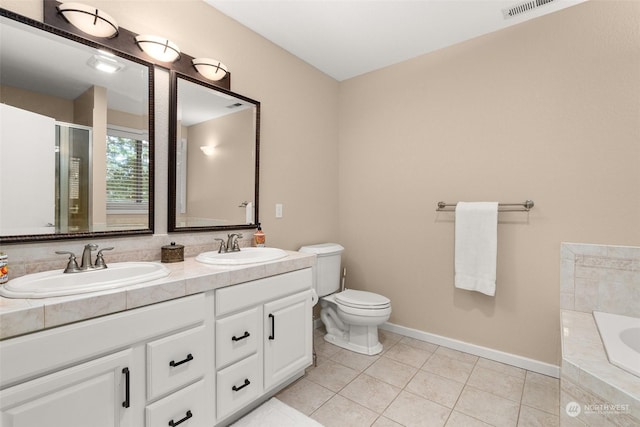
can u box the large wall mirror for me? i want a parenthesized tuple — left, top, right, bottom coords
(0, 10, 154, 243)
(169, 72, 259, 232)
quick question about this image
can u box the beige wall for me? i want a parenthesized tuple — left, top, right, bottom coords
(338, 0, 640, 365)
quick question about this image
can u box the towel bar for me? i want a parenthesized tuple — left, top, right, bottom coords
(436, 200, 534, 212)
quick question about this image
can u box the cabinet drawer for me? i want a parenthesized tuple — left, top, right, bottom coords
(146, 379, 207, 427)
(216, 268, 312, 316)
(216, 307, 260, 369)
(147, 325, 206, 400)
(216, 354, 262, 421)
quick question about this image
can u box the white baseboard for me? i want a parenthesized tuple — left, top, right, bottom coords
(313, 317, 559, 378)
(380, 322, 560, 378)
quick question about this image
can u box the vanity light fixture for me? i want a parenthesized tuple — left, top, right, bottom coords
(192, 58, 228, 81)
(57, 2, 119, 38)
(135, 35, 181, 63)
(87, 54, 123, 73)
(200, 146, 215, 156)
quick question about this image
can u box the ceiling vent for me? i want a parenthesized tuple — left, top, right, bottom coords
(503, 0, 556, 19)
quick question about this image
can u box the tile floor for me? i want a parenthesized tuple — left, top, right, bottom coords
(276, 328, 560, 427)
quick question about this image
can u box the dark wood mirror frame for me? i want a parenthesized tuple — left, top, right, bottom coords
(168, 71, 260, 233)
(0, 7, 156, 243)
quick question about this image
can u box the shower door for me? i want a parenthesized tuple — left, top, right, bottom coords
(55, 123, 92, 233)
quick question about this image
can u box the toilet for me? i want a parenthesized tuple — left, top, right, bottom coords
(299, 243, 391, 355)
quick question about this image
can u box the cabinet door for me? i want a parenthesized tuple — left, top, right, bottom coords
(263, 290, 312, 391)
(0, 349, 134, 427)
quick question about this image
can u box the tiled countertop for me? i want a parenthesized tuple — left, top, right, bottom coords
(0, 251, 315, 340)
(560, 310, 640, 418)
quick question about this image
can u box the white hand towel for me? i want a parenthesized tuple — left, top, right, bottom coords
(245, 201, 253, 224)
(454, 202, 499, 296)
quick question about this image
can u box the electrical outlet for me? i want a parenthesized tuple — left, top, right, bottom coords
(275, 203, 283, 218)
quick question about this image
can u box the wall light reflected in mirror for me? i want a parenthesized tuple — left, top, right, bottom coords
(57, 2, 119, 38)
(200, 146, 215, 156)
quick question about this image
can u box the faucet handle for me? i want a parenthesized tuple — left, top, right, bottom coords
(55, 251, 80, 273)
(95, 247, 114, 269)
(215, 238, 227, 253)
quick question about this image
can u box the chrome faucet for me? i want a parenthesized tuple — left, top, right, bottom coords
(56, 244, 114, 273)
(80, 244, 98, 269)
(226, 233, 243, 252)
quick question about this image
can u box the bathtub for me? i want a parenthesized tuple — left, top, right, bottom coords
(593, 311, 640, 378)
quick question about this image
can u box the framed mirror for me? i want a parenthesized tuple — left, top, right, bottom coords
(169, 71, 259, 232)
(0, 9, 154, 243)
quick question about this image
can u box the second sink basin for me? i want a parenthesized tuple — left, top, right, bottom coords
(0, 262, 170, 299)
(196, 247, 288, 265)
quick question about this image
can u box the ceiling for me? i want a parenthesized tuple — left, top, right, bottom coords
(206, 0, 587, 81)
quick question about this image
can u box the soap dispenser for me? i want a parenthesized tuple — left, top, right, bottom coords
(253, 223, 265, 247)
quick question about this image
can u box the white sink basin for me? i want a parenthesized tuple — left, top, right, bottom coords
(0, 262, 170, 299)
(196, 247, 288, 265)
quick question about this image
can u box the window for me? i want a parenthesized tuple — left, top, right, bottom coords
(106, 126, 149, 213)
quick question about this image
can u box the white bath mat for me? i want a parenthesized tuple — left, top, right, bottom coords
(231, 397, 323, 427)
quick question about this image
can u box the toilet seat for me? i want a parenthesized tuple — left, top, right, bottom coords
(335, 289, 390, 310)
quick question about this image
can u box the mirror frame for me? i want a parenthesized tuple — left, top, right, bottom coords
(168, 70, 260, 233)
(0, 8, 155, 244)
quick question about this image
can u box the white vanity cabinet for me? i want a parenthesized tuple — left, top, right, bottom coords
(214, 268, 313, 423)
(0, 293, 211, 427)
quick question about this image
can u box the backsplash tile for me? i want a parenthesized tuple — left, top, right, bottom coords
(560, 243, 640, 317)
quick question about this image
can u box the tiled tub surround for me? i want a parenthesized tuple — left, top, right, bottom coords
(560, 243, 640, 426)
(0, 250, 315, 340)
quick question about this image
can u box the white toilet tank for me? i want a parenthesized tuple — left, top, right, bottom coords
(299, 243, 344, 297)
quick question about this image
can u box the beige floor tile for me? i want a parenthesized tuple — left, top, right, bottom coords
(476, 357, 526, 379)
(339, 373, 401, 413)
(445, 411, 493, 427)
(383, 390, 451, 427)
(372, 416, 404, 427)
(455, 386, 520, 427)
(276, 378, 334, 415)
(384, 342, 433, 368)
(365, 356, 419, 388)
(305, 358, 359, 392)
(379, 329, 404, 349)
(517, 405, 560, 427)
(405, 370, 464, 408)
(434, 346, 479, 364)
(330, 347, 380, 372)
(422, 353, 475, 383)
(314, 335, 341, 358)
(467, 365, 525, 402)
(521, 372, 560, 415)
(399, 336, 439, 353)
(311, 394, 378, 427)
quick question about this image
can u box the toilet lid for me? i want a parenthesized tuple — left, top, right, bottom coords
(335, 289, 390, 309)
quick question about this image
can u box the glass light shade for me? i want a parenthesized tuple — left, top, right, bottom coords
(192, 58, 228, 81)
(135, 35, 181, 63)
(200, 146, 215, 156)
(57, 2, 119, 38)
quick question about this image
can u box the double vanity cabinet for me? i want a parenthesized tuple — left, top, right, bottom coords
(0, 255, 314, 427)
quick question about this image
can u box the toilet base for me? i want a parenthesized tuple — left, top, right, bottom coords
(323, 324, 383, 356)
